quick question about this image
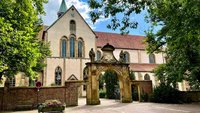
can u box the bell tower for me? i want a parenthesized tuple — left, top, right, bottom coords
(57, 0, 67, 18)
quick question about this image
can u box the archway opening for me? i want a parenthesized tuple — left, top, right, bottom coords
(99, 70, 120, 100)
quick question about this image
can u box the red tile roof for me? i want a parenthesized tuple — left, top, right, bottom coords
(95, 31, 146, 50)
(129, 63, 159, 72)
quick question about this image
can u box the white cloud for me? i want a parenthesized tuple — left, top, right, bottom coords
(42, 0, 110, 30)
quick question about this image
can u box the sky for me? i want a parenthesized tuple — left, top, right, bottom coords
(42, 0, 153, 36)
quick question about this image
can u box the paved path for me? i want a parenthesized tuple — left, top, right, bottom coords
(3, 98, 200, 113)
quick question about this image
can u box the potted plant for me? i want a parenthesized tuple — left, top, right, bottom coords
(38, 100, 65, 113)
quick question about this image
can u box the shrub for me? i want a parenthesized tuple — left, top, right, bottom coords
(151, 83, 182, 103)
(129, 70, 135, 80)
(99, 90, 106, 98)
(141, 93, 149, 102)
(104, 71, 119, 99)
(132, 91, 139, 101)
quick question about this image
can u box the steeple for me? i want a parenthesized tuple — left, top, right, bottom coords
(57, 0, 67, 18)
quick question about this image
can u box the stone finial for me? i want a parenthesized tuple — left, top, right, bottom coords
(119, 50, 125, 63)
(89, 48, 95, 62)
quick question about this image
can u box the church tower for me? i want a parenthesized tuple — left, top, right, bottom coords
(57, 0, 67, 18)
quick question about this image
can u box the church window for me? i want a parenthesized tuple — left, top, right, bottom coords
(70, 20, 76, 34)
(96, 50, 101, 60)
(78, 40, 83, 57)
(9, 77, 15, 87)
(149, 53, 155, 63)
(144, 74, 150, 80)
(70, 37, 75, 57)
(55, 66, 62, 85)
(61, 38, 67, 57)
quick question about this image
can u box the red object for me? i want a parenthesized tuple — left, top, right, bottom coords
(36, 81, 42, 88)
(96, 31, 146, 50)
(129, 63, 159, 72)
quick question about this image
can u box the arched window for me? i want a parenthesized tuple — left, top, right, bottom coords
(96, 50, 101, 60)
(124, 52, 130, 63)
(144, 74, 150, 80)
(70, 37, 75, 57)
(70, 20, 76, 34)
(149, 53, 155, 63)
(9, 77, 15, 87)
(61, 38, 67, 57)
(78, 40, 83, 57)
(55, 66, 62, 85)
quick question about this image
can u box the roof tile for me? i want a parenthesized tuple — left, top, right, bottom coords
(129, 63, 159, 72)
(95, 31, 146, 50)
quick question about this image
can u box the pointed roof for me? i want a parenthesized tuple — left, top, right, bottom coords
(58, 0, 67, 13)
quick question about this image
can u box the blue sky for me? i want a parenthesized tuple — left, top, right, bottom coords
(42, 0, 152, 36)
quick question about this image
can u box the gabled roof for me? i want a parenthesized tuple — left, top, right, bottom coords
(67, 74, 78, 80)
(45, 5, 96, 36)
(95, 31, 146, 50)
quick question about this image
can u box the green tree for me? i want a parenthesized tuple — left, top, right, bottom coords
(89, 0, 200, 89)
(104, 70, 119, 99)
(88, 0, 151, 34)
(146, 0, 200, 89)
(0, 0, 50, 80)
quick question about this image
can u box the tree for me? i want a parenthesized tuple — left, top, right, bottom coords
(89, 0, 200, 89)
(146, 0, 200, 89)
(88, 0, 151, 34)
(0, 0, 50, 80)
(104, 70, 119, 99)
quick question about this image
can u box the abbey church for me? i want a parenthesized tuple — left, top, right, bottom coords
(1, 0, 189, 93)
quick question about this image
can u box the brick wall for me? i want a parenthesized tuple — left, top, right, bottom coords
(131, 80, 153, 94)
(0, 81, 81, 111)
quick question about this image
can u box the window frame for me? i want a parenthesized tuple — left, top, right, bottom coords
(70, 20, 76, 34)
(149, 53, 156, 64)
(144, 74, 150, 80)
(70, 37, 75, 58)
(61, 37, 67, 58)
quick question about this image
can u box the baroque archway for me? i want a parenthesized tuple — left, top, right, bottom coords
(85, 44, 132, 105)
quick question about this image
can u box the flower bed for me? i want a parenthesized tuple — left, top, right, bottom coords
(38, 100, 65, 113)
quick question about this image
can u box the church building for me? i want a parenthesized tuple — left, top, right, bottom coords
(1, 0, 189, 93)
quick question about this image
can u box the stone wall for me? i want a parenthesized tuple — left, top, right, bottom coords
(180, 91, 200, 102)
(0, 81, 81, 111)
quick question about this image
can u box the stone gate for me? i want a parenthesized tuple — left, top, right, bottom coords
(84, 43, 132, 105)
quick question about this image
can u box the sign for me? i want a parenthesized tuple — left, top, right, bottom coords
(36, 81, 42, 89)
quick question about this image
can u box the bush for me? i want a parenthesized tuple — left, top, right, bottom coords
(99, 90, 106, 98)
(104, 71, 118, 99)
(141, 93, 149, 102)
(151, 83, 182, 103)
(132, 91, 138, 101)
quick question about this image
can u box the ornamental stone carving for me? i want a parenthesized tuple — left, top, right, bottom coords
(85, 44, 132, 105)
